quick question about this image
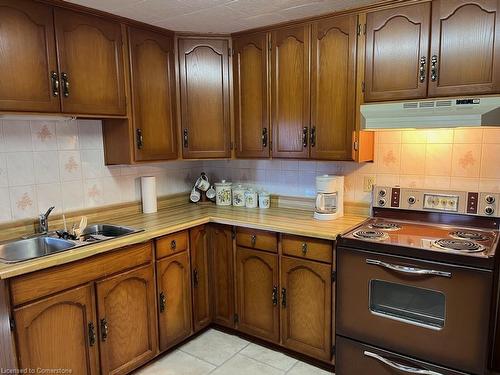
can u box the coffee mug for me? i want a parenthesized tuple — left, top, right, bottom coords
(190, 187, 201, 202)
(206, 185, 216, 200)
(195, 173, 210, 192)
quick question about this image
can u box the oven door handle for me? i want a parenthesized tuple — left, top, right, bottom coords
(366, 259, 451, 278)
(364, 351, 443, 375)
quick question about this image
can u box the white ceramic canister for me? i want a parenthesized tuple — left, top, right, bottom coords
(245, 188, 258, 208)
(232, 184, 246, 207)
(214, 180, 232, 206)
(258, 191, 270, 209)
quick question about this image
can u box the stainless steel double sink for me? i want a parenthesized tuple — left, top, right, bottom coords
(0, 224, 142, 263)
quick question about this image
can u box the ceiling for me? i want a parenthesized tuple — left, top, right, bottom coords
(65, 0, 381, 33)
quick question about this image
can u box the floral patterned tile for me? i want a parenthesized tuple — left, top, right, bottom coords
(9, 185, 37, 220)
(59, 151, 82, 182)
(31, 121, 57, 151)
(451, 144, 481, 178)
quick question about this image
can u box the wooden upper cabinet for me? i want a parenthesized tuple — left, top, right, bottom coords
(428, 0, 500, 97)
(54, 9, 126, 116)
(96, 264, 157, 375)
(157, 252, 192, 351)
(128, 27, 177, 161)
(311, 15, 357, 160)
(281, 257, 332, 361)
(233, 32, 270, 158)
(178, 38, 231, 159)
(190, 226, 211, 331)
(365, 2, 431, 102)
(0, 0, 60, 112)
(236, 247, 280, 343)
(271, 25, 311, 158)
(14, 284, 99, 374)
(210, 224, 235, 328)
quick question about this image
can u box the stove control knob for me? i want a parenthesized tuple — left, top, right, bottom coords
(486, 195, 496, 204)
(408, 196, 416, 205)
(379, 189, 387, 197)
(485, 206, 495, 216)
(378, 198, 386, 207)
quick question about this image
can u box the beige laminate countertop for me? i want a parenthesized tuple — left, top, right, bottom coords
(0, 203, 367, 279)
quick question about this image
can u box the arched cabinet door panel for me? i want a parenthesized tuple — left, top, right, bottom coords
(429, 0, 500, 96)
(14, 284, 99, 374)
(365, 3, 431, 101)
(0, 0, 60, 112)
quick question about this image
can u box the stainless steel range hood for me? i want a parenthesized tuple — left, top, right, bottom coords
(361, 97, 500, 130)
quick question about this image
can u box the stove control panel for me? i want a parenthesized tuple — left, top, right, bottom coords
(373, 186, 499, 217)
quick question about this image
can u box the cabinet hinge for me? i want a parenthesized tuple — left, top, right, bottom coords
(9, 316, 15, 331)
(361, 81, 365, 93)
(331, 270, 337, 283)
(353, 140, 359, 151)
(231, 227, 236, 239)
(234, 313, 239, 323)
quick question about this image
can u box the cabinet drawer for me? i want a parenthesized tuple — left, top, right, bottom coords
(336, 336, 468, 375)
(282, 235, 332, 263)
(236, 227, 277, 253)
(156, 231, 189, 259)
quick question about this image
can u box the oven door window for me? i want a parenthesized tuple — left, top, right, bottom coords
(369, 279, 445, 330)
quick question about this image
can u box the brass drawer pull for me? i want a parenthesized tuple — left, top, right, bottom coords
(136, 129, 144, 149)
(262, 127, 268, 148)
(272, 286, 278, 306)
(302, 127, 308, 148)
(50, 71, 59, 97)
(170, 240, 176, 250)
(193, 268, 199, 287)
(100, 318, 108, 341)
(159, 291, 166, 313)
(88, 322, 96, 346)
(251, 235, 256, 246)
(301, 242, 308, 255)
(430, 55, 438, 82)
(61, 72, 70, 97)
(281, 288, 287, 308)
(419, 56, 426, 83)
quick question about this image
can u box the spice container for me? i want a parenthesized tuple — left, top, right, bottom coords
(214, 180, 232, 206)
(232, 184, 246, 207)
(245, 188, 258, 208)
(258, 191, 270, 208)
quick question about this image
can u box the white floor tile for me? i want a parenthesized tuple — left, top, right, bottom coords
(211, 354, 285, 375)
(240, 343, 298, 371)
(135, 350, 215, 375)
(179, 329, 249, 366)
(287, 361, 333, 375)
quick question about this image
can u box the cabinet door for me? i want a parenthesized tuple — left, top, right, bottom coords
(54, 9, 126, 115)
(157, 252, 192, 351)
(428, 0, 500, 97)
(96, 264, 157, 375)
(233, 32, 270, 158)
(236, 247, 279, 343)
(365, 3, 431, 101)
(0, 0, 60, 112)
(128, 27, 177, 161)
(210, 224, 235, 327)
(311, 15, 357, 160)
(178, 38, 231, 158)
(271, 25, 311, 159)
(281, 257, 332, 361)
(14, 284, 99, 374)
(190, 225, 211, 331)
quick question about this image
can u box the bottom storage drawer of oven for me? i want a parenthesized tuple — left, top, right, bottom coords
(336, 336, 469, 375)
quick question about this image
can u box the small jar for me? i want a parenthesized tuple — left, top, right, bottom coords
(232, 184, 246, 207)
(258, 191, 270, 209)
(245, 188, 258, 208)
(214, 180, 232, 206)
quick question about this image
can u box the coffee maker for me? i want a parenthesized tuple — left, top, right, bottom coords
(314, 175, 344, 220)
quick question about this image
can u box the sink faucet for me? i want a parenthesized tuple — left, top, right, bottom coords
(38, 206, 55, 233)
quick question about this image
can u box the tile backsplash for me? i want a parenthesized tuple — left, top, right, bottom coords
(0, 118, 499, 225)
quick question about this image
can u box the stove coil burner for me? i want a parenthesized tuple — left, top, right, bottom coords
(449, 231, 489, 241)
(433, 238, 485, 253)
(369, 222, 401, 231)
(352, 230, 389, 241)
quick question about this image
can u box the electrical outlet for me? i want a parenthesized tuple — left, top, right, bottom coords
(363, 176, 376, 192)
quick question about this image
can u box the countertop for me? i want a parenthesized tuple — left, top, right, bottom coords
(0, 203, 368, 279)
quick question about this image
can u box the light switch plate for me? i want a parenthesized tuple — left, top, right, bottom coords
(363, 176, 376, 192)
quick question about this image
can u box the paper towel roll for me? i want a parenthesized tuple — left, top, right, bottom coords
(141, 176, 157, 214)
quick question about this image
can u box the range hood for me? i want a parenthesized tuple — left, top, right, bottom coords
(361, 97, 500, 130)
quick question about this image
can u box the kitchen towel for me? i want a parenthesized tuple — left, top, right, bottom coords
(141, 176, 157, 214)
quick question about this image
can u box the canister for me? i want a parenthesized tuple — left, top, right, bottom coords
(214, 180, 232, 206)
(245, 188, 258, 208)
(258, 191, 270, 208)
(232, 184, 246, 207)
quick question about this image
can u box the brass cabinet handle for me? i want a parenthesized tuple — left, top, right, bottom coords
(88, 322, 96, 346)
(430, 55, 438, 82)
(281, 288, 287, 308)
(419, 56, 427, 83)
(310, 127, 316, 147)
(262, 127, 268, 148)
(61, 72, 69, 97)
(159, 291, 166, 313)
(301, 242, 308, 255)
(100, 318, 108, 341)
(272, 286, 278, 306)
(50, 71, 59, 97)
(183, 129, 189, 148)
(251, 235, 256, 246)
(136, 129, 144, 149)
(193, 268, 199, 287)
(302, 127, 308, 148)
(170, 239, 176, 250)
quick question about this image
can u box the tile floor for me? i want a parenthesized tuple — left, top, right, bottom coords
(134, 329, 333, 375)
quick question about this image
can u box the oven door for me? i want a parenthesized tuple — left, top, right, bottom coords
(336, 247, 492, 374)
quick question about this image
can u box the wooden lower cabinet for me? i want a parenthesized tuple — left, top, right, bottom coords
(96, 264, 158, 375)
(156, 252, 193, 351)
(210, 224, 235, 328)
(281, 256, 332, 361)
(14, 284, 99, 374)
(190, 226, 211, 331)
(235, 247, 280, 343)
